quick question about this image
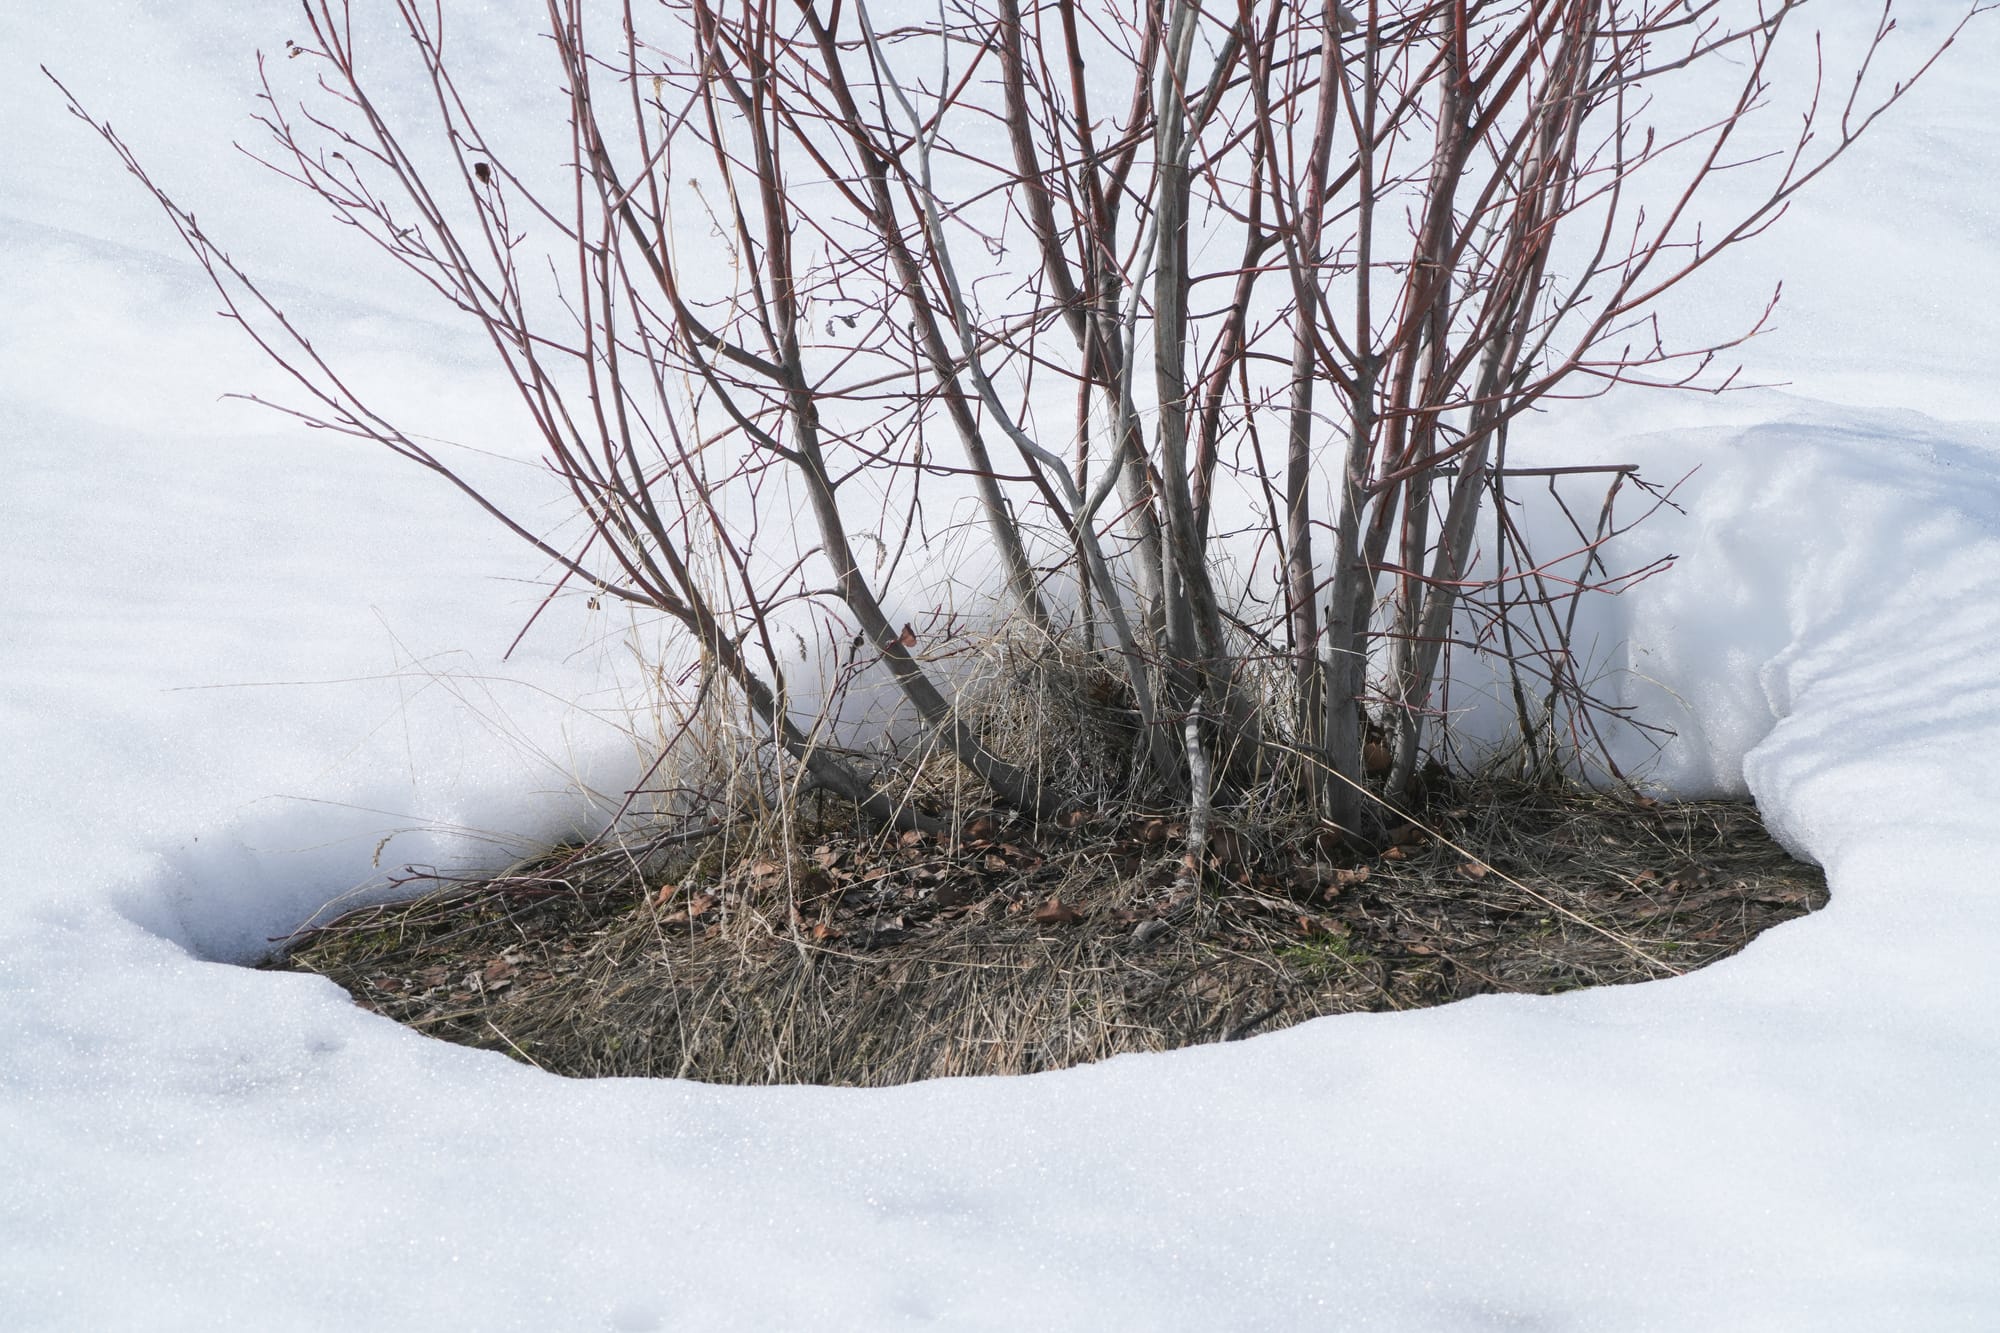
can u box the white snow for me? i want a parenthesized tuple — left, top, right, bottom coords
(4, 4, 1998, 1329)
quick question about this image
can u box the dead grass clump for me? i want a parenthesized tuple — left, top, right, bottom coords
(270, 778, 1826, 1086)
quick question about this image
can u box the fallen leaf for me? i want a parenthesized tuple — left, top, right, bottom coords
(963, 815, 997, 843)
(899, 829, 926, 849)
(1320, 866, 1369, 900)
(686, 892, 718, 916)
(1057, 807, 1091, 830)
(811, 921, 840, 942)
(1033, 896, 1082, 925)
(1381, 845, 1410, 862)
(482, 958, 517, 984)
(1140, 819, 1170, 844)
(1459, 861, 1490, 881)
(1363, 740, 1392, 776)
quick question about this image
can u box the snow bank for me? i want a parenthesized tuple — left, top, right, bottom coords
(4, 3, 1998, 1329)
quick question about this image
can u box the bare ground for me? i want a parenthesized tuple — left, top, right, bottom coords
(270, 778, 1825, 1086)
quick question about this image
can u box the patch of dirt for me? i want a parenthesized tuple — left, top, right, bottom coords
(269, 780, 1826, 1086)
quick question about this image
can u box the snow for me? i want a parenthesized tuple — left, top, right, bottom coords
(4, 3, 1999, 1328)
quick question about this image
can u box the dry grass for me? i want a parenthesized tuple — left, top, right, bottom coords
(271, 776, 1825, 1086)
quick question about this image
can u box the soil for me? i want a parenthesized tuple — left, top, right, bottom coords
(269, 779, 1826, 1087)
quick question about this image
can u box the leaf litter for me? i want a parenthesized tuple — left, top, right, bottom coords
(270, 779, 1826, 1086)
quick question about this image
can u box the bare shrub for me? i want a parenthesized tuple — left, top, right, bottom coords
(54, 0, 1978, 850)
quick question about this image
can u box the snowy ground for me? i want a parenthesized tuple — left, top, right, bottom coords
(4, 4, 1998, 1329)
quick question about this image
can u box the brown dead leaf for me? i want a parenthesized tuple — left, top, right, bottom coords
(963, 815, 996, 843)
(653, 883, 680, 907)
(1057, 807, 1091, 830)
(899, 829, 926, 849)
(1363, 740, 1392, 777)
(482, 958, 517, 986)
(1140, 818, 1170, 844)
(1320, 865, 1370, 900)
(1459, 861, 1490, 881)
(1032, 896, 1083, 926)
(1381, 845, 1410, 862)
(811, 921, 840, 942)
(686, 893, 718, 917)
